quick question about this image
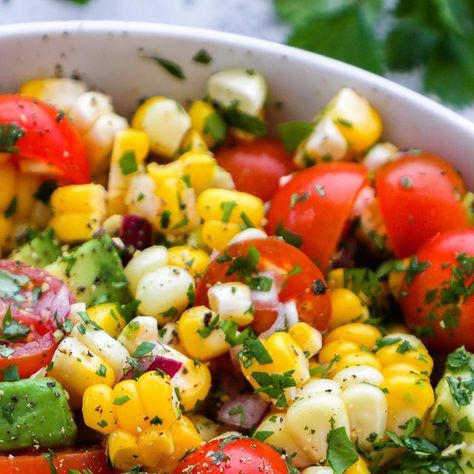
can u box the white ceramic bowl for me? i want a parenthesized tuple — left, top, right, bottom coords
(1, 21, 474, 184)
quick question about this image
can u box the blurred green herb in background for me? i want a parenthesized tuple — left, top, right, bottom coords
(274, 0, 474, 106)
(68, 0, 93, 4)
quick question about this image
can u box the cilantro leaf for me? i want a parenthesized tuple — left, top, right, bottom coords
(327, 426, 359, 474)
(277, 121, 313, 153)
(287, 2, 385, 75)
(1, 306, 30, 342)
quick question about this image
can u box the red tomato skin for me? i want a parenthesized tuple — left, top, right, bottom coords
(173, 437, 291, 474)
(0, 260, 74, 379)
(216, 138, 295, 201)
(400, 228, 474, 352)
(195, 238, 331, 333)
(266, 162, 368, 271)
(0, 95, 90, 183)
(0, 447, 112, 474)
(376, 152, 469, 258)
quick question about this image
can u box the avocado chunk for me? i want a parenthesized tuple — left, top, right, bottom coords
(45, 234, 130, 305)
(0, 377, 77, 451)
(10, 228, 62, 267)
(425, 347, 474, 470)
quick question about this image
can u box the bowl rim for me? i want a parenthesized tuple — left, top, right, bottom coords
(1, 20, 474, 136)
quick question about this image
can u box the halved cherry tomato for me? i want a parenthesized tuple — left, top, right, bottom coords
(195, 238, 331, 334)
(376, 151, 469, 258)
(266, 162, 368, 271)
(216, 138, 295, 201)
(0, 447, 111, 474)
(400, 228, 474, 352)
(173, 436, 293, 474)
(0, 261, 73, 379)
(0, 95, 89, 183)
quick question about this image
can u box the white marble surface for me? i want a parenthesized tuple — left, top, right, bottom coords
(1, 0, 473, 120)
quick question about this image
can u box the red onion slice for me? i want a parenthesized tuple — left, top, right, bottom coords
(217, 394, 270, 430)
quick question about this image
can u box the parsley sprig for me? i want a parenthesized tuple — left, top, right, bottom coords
(274, 0, 474, 106)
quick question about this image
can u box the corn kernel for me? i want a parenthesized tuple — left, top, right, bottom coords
(324, 323, 382, 349)
(289, 322, 322, 358)
(167, 245, 210, 278)
(201, 220, 242, 251)
(87, 303, 126, 338)
(329, 288, 369, 330)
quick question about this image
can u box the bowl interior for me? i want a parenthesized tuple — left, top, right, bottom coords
(1, 21, 474, 185)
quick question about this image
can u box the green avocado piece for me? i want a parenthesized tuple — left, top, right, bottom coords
(0, 377, 77, 451)
(10, 228, 62, 268)
(45, 234, 130, 305)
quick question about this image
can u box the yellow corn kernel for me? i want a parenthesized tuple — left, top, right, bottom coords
(0, 215, 12, 248)
(136, 371, 178, 429)
(87, 303, 126, 338)
(113, 380, 147, 434)
(197, 188, 264, 227)
(16, 173, 41, 220)
(346, 458, 371, 474)
(241, 332, 310, 404)
(167, 245, 210, 278)
(50, 184, 107, 242)
(173, 357, 212, 413)
(319, 340, 360, 365)
(382, 363, 425, 379)
(376, 340, 433, 375)
(132, 96, 191, 158)
(289, 322, 322, 358)
(329, 351, 382, 378)
(138, 428, 174, 467)
(201, 220, 242, 251)
(108, 428, 141, 472)
(147, 161, 183, 186)
(82, 384, 117, 435)
(381, 373, 434, 434)
(181, 130, 208, 153)
(0, 161, 17, 214)
(178, 306, 230, 361)
(108, 128, 150, 215)
(326, 268, 344, 289)
(325, 88, 383, 154)
(329, 288, 369, 330)
(388, 259, 409, 299)
(156, 177, 199, 234)
(156, 416, 202, 473)
(188, 100, 220, 148)
(179, 151, 218, 194)
(324, 323, 382, 349)
(48, 337, 115, 407)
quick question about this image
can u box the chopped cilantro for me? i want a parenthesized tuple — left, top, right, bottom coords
(140, 52, 186, 79)
(113, 395, 131, 406)
(0, 123, 25, 153)
(119, 150, 138, 175)
(193, 48, 213, 64)
(275, 221, 303, 248)
(3, 196, 17, 218)
(277, 120, 313, 153)
(132, 341, 155, 358)
(203, 112, 227, 143)
(327, 426, 359, 474)
(1, 306, 30, 342)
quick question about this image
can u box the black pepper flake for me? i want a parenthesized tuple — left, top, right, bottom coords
(312, 279, 327, 295)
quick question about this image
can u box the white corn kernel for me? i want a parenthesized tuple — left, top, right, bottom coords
(71, 325, 129, 380)
(302, 468, 335, 474)
(124, 245, 169, 295)
(333, 365, 385, 391)
(299, 117, 347, 164)
(69, 91, 114, 133)
(118, 316, 159, 354)
(341, 383, 387, 450)
(207, 68, 267, 116)
(208, 282, 254, 325)
(68, 302, 87, 325)
(125, 174, 161, 226)
(298, 379, 341, 398)
(363, 142, 399, 171)
(256, 413, 312, 468)
(136, 266, 194, 325)
(84, 112, 129, 174)
(286, 393, 350, 464)
(228, 228, 267, 246)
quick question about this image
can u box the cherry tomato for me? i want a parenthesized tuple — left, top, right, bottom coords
(0, 447, 112, 474)
(0, 261, 74, 379)
(0, 95, 90, 183)
(266, 162, 368, 271)
(216, 138, 295, 201)
(173, 436, 293, 474)
(376, 151, 469, 258)
(195, 238, 331, 334)
(400, 228, 474, 352)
